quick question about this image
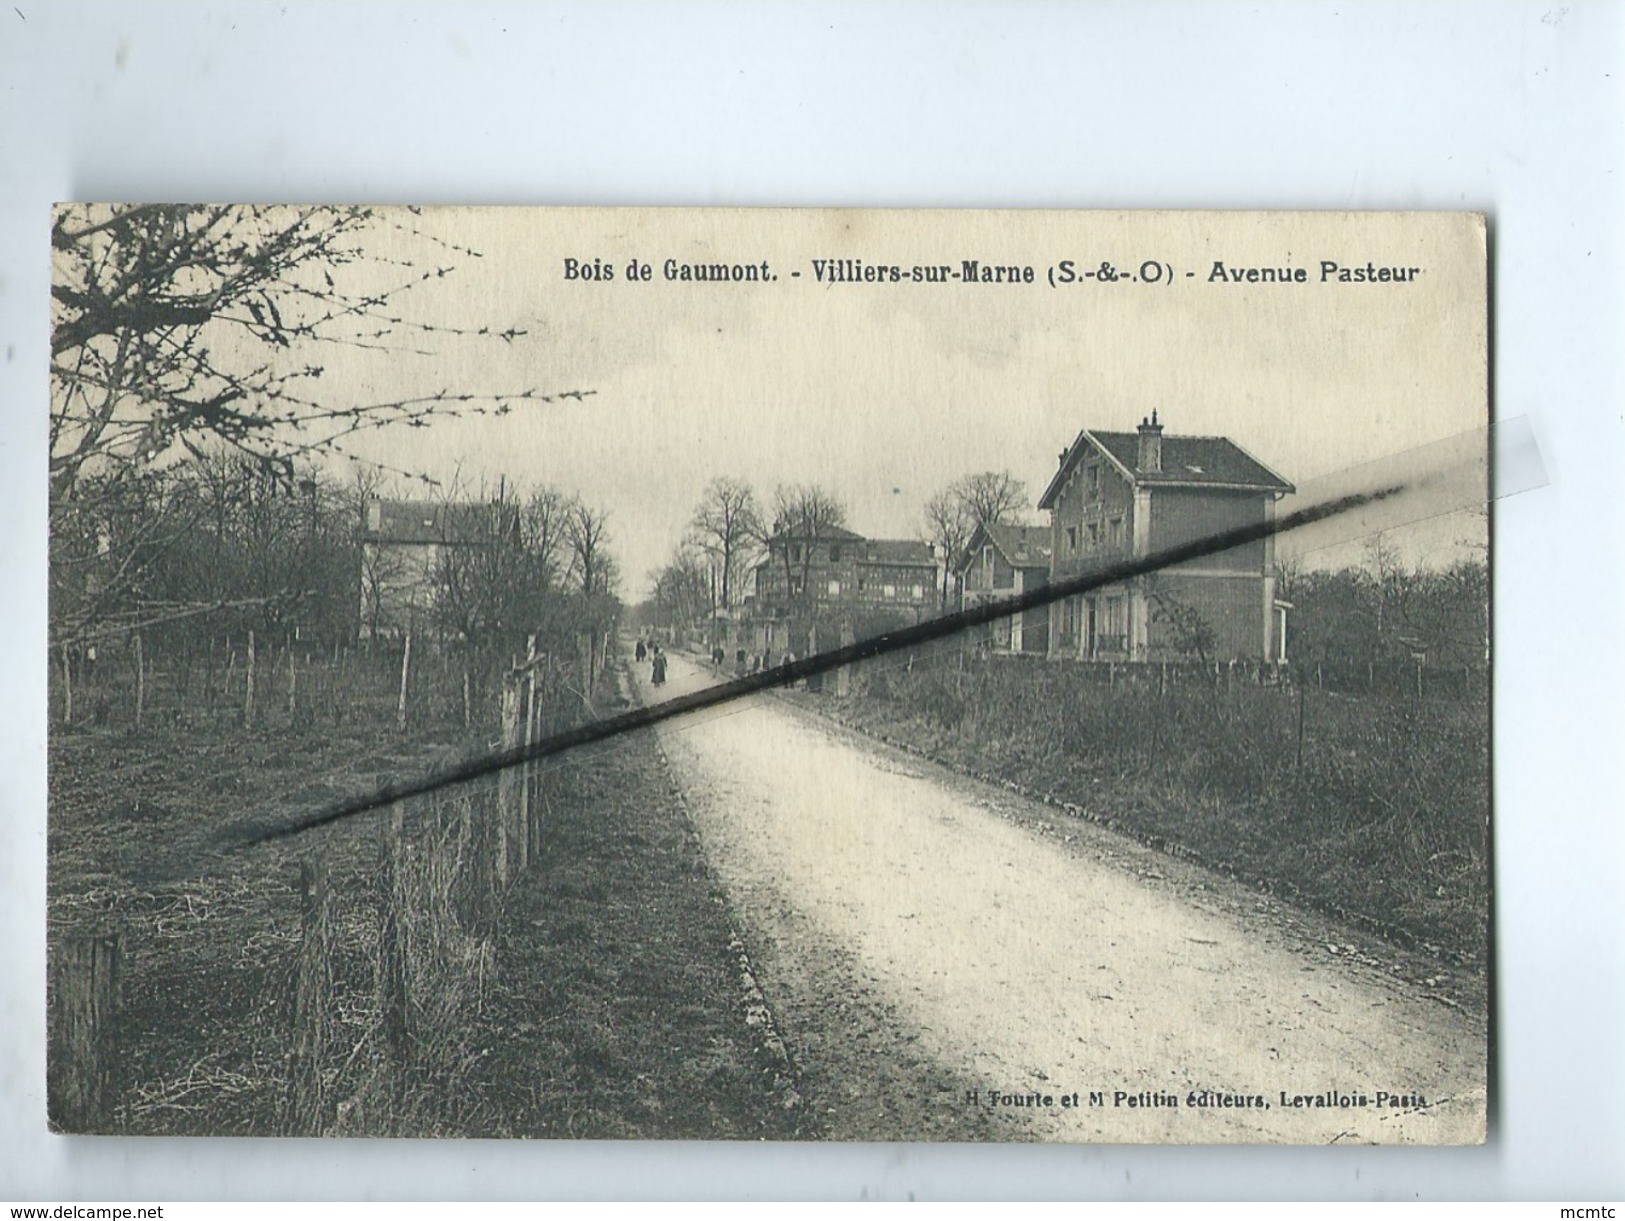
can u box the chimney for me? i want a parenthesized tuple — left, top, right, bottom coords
(1136, 410, 1164, 473)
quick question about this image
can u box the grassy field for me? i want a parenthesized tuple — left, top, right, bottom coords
(811, 651, 1490, 970)
(46, 654, 799, 1138)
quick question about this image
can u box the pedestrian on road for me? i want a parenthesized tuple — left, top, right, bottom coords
(635, 638, 647, 663)
(652, 646, 667, 687)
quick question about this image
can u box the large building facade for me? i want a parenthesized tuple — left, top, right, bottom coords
(749, 526, 939, 625)
(1038, 414, 1294, 664)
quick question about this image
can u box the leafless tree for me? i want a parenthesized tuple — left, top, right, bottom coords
(430, 488, 531, 652)
(955, 470, 1030, 530)
(49, 203, 588, 645)
(767, 483, 848, 609)
(922, 489, 977, 611)
(1361, 532, 1408, 636)
(650, 546, 713, 629)
(688, 476, 763, 612)
(921, 470, 1030, 609)
(521, 486, 572, 591)
(564, 499, 615, 600)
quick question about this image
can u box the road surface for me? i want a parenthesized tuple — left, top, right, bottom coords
(630, 647, 1487, 1143)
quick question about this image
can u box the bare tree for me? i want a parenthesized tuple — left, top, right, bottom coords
(922, 489, 977, 611)
(49, 203, 588, 645)
(650, 546, 713, 629)
(430, 491, 532, 653)
(921, 470, 1030, 609)
(1361, 532, 1408, 637)
(955, 470, 1029, 531)
(767, 483, 848, 609)
(688, 476, 763, 612)
(564, 500, 615, 600)
(521, 486, 572, 591)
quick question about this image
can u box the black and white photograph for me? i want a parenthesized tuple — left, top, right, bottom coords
(46, 205, 1491, 1144)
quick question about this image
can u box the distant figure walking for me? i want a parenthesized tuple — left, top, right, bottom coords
(651, 646, 667, 687)
(635, 638, 647, 663)
(712, 645, 725, 669)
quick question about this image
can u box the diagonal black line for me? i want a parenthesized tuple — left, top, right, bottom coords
(239, 482, 1404, 849)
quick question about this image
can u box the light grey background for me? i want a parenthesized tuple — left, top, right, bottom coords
(2, 0, 1620, 1201)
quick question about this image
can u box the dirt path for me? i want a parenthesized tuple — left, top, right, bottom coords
(631, 648, 1486, 1144)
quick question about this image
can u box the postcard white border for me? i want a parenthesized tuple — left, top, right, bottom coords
(2, 0, 1621, 1201)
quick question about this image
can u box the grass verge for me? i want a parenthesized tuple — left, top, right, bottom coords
(463, 719, 806, 1139)
(789, 652, 1489, 971)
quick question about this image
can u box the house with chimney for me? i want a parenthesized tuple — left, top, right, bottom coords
(958, 522, 1052, 654)
(1038, 413, 1294, 664)
(750, 526, 939, 623)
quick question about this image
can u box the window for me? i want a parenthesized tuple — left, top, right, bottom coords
(1086, 522, 1101, 548)
(911, 584, 924, 601)
(983, 545, 994, 585)
(1098, 596, 1127, 653)
(1108, 516, 1123, 547)
(828, 579, 841, 597)
(884, 583, 897, 598)
(1086, 464, 1100, 495)
(1066, 525, 1078, 551)
(789, 543, 802, 563)
(829, 546, 842, 562)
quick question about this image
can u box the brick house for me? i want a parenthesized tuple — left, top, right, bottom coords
(1038, 413, 1294, 663)
(958, 522, 1052, 654)
(750, 526, 938, 625)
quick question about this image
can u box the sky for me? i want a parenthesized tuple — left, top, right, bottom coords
(285, 207, 1491, 599)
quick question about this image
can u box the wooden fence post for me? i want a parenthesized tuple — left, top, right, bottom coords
(48, 933, 122, 1132)
(514, 674, 530, 877)
(525, 673, 543, 866)
(284, 858, 331, 1135)
(133, 632, 145, 730)
(497, 673, 521, 888)
(511, 673, 530, 878)
(377, 801, 410, 1097)
(244, 630, 257, 728)
(396, 631, 413, 732)
(477, 789, 501, 929)
(61, 641, 74, 727)
(1295, 680, 1307, 774)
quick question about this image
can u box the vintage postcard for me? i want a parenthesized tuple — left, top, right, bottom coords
(47, 206, 1489, 1143)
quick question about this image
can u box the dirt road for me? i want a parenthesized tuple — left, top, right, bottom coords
(631, 648, 1487, 1143)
